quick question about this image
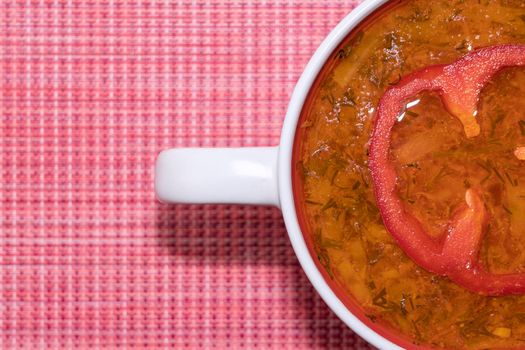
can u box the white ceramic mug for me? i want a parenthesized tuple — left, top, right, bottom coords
(155, 0, 402, 348)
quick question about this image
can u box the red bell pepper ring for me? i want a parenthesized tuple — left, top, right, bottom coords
(369, 44, 525, 296)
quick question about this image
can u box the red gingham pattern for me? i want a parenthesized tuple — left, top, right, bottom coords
(1, 0, 375, 348)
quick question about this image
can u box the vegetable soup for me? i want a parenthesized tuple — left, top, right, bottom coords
(293, 0, 525, 348)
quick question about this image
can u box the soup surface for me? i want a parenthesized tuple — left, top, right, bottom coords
(293, 0, 525, 348)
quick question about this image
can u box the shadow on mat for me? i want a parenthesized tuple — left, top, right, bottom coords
(156, 203, 375, 349)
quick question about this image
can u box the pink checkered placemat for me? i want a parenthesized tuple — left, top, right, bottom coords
(1, 0, 375, 348)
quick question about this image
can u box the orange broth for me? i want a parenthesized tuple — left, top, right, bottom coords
(293, 0, 525, 348)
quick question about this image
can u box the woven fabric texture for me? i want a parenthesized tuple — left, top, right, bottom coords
(1, 0, 375, 348)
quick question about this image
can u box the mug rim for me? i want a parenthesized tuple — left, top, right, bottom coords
(277, 0, 401, 349)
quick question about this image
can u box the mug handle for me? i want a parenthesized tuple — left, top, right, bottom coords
(155, 147, 280, 207)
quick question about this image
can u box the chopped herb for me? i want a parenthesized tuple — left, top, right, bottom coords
(406, 294, 415, 311)
(322, 238, 343, 250)
(321, 198, 338, 211)
(369, 71, 381, 87)
(407, 5, 432, 22)
(321, 93, 336, 105)
(481, 173, 492, 184)
(505, 171, 518, 187)
(330, 169, 340, 185)
(342, 88, 357, 107)
(314, 229, 334, 279)
(415, 311, 432, 326)
(368, 280, 377, 290)
(412, 320, 423, 341)
(489, 162, 505, 183)
(400, 295, 408, 316)
(365, 199, 380, 217)
(457, 311, 493, 338)
(320, 75, 336, 91)
(426, 166, 447, 189)
(519, 120, 525, 136)
(358, 168, 371, 188)
(372, 288, 388, 308)
(336, 48, 349, 60)
(405, 110, 419, 118)
(477, 161, 491, 173)
(317, 250, 334, 279)
(366, 314, 377, 323)
(455, 40, 468, 52)
(335, 32, 363, 60)
(491, 111, 505, 137)
(366, 242, 384, 265)
(477, 161, 493, 184)
(305, 199, 323, 206)
(385, 32, 396, 49)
